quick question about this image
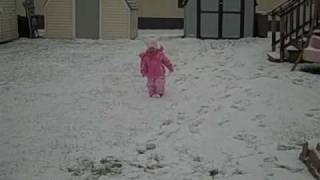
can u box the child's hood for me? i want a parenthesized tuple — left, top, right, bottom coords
(139, 45, 164, 59)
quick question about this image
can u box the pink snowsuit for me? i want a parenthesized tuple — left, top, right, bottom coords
(139, 46, 174, 97)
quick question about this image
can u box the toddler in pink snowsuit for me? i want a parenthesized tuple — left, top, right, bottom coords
(139, 39, 174, 97)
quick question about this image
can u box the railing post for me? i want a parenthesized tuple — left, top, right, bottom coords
(296, 6, 300, 40)
(272, 15, 277, 52)
(290, 11, 294, 42)
(280, 15, 286, 61)
(309, 0, 313, 30)
(285, 13, 288, 41)
(303, 2, 307, 34)
(315, 1, 320, 26)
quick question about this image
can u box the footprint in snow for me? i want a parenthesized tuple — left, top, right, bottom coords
(177, 112, 186, 121)
(218, 120, 231, 128)
(160, 119, 173, 128)
(221, 94, 232, 99)
(251, 114, 267, 121)
(292, 78, 304, 85)
(276, 144, 299, 151)
(230, 99, 251, 112)
(197, 105, 210, 115)
(305, 108, 320, 119)
(188, 119, 204, 134)
(251, 114, 267, 128)
(233, 132, 258, 148)
(174, 76, 186, 85)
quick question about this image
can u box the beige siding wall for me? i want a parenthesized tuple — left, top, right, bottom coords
(136, 0, 183, 18)
(101, 0, 130, 39)
(256, 0, 287, 12)
(44, 0, 74, 39)
(0, 0, 18, 42)
(14, 0, 288, 17)
(16, 0, 46, 16)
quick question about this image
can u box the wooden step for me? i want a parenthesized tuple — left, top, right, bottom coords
(300, 141, 320, 180)
(286, 45, 299, 51)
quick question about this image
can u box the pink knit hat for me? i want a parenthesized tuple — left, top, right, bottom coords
(146, 38, 159, 49)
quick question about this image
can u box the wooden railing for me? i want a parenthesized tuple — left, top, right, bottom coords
(267, 0, 297, 16)
(269, 0, 320, 61)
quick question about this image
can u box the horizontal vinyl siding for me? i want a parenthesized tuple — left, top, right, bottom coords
(0, 0, 18, 42)
(101, 0, 130, 39)
(45, 0, 73, 39)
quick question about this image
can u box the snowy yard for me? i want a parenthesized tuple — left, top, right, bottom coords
(0, 31, 320, 180)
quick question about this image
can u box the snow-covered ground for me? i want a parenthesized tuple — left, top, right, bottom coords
(0, 31, 320, 180)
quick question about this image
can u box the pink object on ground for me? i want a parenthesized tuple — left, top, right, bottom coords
(303, 35, 320, 63)
(139, 42, 173, 97)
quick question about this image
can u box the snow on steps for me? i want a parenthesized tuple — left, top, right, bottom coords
(267, 52, 281, 62)
(313, 29, 320, 36)
(267, 29, 320, 63)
